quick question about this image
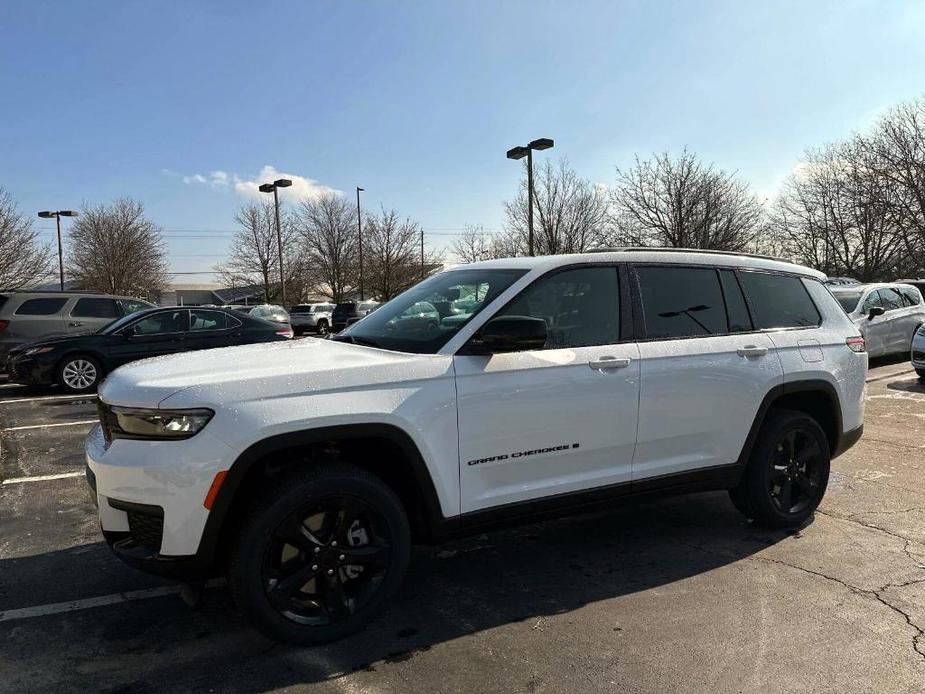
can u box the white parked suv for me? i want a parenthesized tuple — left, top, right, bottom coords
(829, 282, 925, 357)
(86, 249, 866, 644)
(288, 303, 335, 336)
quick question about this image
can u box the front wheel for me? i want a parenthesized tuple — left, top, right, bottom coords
(315, 319, 329, 336)
(729, 409, 830, 528)
(916, 367, 925, 382)
(228, 464, 411, 645)
(56, 354, 102, 393)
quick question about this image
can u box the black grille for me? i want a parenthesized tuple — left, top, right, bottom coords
(97, 401, 116, 445)
(914, 350, 925, 362)
(126, 511, 164, 551)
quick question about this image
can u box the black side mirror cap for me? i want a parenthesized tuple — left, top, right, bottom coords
(868, 306, 886, 319)
(464, 315, 547, 355)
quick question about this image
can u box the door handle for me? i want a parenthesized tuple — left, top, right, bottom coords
(69, 321, 83, 327)
(589, 356, 632, 370)
(737, 345, 768, 357)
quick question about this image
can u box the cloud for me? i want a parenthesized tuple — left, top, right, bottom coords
(178, 165, 341, 202)
(233, 165, 341, 201)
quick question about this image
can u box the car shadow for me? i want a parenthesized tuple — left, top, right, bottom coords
(0, 491, 803, 691)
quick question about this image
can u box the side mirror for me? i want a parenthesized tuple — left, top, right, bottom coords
(467, 315, 547, 354)
(121, 325, 138, 338)
(868, 306, 886, 320)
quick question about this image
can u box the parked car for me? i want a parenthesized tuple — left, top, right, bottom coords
(824, 277, 862, 287)
(0, 291, 153, 366)
(895, 278, 925, 297)
(830, 283, 925, 357)
(332, 300, 379, 332)
(6, 306, 292, 393)
(226, 304, 292, 329)
(87, 249, 865, 645)
(288, 303, 335, 336)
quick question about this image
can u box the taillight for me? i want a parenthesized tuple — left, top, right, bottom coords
(0, 320, 7, 332)
(846, 336, 866, 353)
(277, 328, 294, 339)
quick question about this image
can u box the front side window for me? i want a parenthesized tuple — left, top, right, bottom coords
(879, 288, 904, 311)
(739, 271, 821, 329)
(494, 266, 620, 349)
(121, 299, 152, 315)
(72, 298, 120, 318)
(130, 310, 186, 335)
(336, 268, 527, 353)
(861, 291, 882, 314)
(14, 297, 67, 315)
(637, 266, 727, 339)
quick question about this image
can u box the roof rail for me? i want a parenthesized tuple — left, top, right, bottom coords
(585, 246, 785, 262)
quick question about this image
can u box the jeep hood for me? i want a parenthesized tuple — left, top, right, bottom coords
(98, 338, 452, 408)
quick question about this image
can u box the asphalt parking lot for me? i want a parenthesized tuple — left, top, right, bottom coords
(2, 358, 925, 693)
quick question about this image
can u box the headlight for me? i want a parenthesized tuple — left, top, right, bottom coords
(917, 325, 925, 337)
(110, 407, 214, 440)
(23, 346, 55, 356)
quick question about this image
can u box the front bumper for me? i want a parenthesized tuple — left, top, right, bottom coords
(5, 352, 56, 385)
(85, 420, 235, 578)
(911, 331, 925, 366)
(833, 424, 864, 459)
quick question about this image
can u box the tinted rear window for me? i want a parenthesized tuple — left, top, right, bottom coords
(290, 305, 311, 314)
(72, 297, 120, 318)
(739, 272, 821, 328)
(637, 266, 728, 339)
(334, 303, 357, 314)
(0, 295, 7, 311)
(834, 291, 862, 312)
(14, 297, 68, 315)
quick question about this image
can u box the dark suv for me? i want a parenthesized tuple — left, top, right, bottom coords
(331, 301, 379, 332)
(0, 291, 153, 366)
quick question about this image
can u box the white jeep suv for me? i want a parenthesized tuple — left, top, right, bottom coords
(86, 249, 866, 644)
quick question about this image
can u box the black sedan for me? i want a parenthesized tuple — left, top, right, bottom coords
(5, 306, 293, 393)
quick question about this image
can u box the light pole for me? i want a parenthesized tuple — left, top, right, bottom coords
(356, 187, 365, 300)
(506, 138, 554, 256)
(38, 210, 78, 290)
(258, 179, 292, 306)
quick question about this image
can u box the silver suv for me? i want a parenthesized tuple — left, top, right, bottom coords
(288, 303, 335, 336)
(0, 291, 153, 365)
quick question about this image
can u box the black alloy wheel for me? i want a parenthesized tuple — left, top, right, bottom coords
(728, 409, 830, 527)
(316, 320, 329, 336)
(767, 428, 825, 515)
(229, 464, 410, 645)
(262, 496, 392, 626)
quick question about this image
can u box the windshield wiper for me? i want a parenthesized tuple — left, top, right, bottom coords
(333, 334, 380, 348)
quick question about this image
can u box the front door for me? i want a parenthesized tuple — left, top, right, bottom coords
(67, 297, 122, 334)
(107, 309, 189, 368)
(455, 265, 640, 513)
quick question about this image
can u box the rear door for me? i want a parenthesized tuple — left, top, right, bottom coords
(106, 309, 190, 368)
(632, 265, 782, 480)
(67, 297, 121, 334)
(186, 309, 241, 350)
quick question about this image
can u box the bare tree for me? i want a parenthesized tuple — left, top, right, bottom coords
(502, 159, 611, 255)
(612, 149, 763, 251)
(215, 202, 299, 303)
(68, 198, 168, 298)
(0, 188, 53, 288)
(451, 225, 498, 263)
(294, 193, 358, 302)
(364, 208, 442, 300)
(864, 97, 925, 268)
(769, 140, 908, 281)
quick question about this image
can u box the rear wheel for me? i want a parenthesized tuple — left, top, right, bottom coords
(316, 319, 329, 336)
(729, 409, 830, 528)
(228, 464, 410, 645)
(293, 327, 304, 337)
(916, 368, 925, 382)
(56, 354, 102, 393)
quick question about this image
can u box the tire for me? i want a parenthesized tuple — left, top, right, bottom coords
(293, 327, 304, 337)
(56, 354, 103, 393)
(228, 463, 411, 645)
(315, 319, 329, 336)
(916, 367, 925, 382)
(728, 409, 830, 528)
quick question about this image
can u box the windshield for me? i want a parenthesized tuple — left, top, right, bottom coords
(335, 268, 528, 353)
(97, 310, 153, 334)
(834, 292, 862, 312)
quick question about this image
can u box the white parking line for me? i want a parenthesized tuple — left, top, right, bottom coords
(0, 579, 226, 622)
(1, 420, 97, 433)
(2, 471, 85, 485)
(0, 394, 98, 405)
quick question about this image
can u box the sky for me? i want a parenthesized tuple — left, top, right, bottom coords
(2, 0, 925, 280)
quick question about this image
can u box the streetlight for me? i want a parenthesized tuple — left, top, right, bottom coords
(506, 137, 554, 256)
(356, 187, 365, 300)
(38, 210, 78, 290)
(258, 178, 292, 306)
